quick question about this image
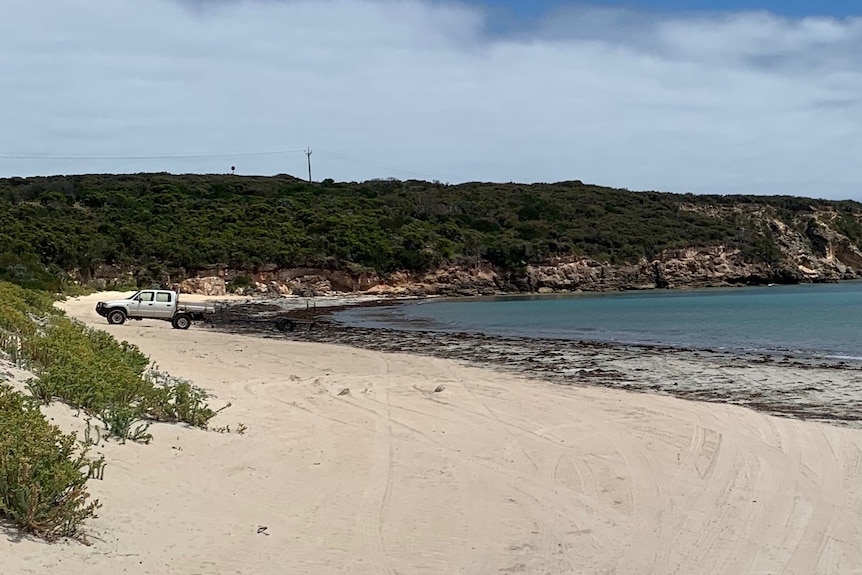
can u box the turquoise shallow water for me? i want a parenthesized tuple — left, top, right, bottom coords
(336, 282, 862, 360)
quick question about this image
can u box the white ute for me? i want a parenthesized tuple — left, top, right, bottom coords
(95, 289, 215, 329)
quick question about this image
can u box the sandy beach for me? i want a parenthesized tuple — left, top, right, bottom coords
(2, 292, 861, 574)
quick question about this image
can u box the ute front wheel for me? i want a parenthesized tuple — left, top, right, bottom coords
(107, 309, 126, 325)
(172, 314, 191, 330)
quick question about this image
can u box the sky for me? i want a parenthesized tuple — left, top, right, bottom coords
(477, 0, 861, 20)
(0, 0, 860, 199)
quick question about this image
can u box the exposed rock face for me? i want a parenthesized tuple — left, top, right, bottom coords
(177, 276, 226, 296)
(365, 207, 862, 294)
(707, 206, 862, 283)
(249, 267, 380, 292)
(245, 275, 333, 297)
(802, 218, 862, 275)
(361, 251, 767, 296)
(402, 266, 501, 296)
(284, 275, 332, 297)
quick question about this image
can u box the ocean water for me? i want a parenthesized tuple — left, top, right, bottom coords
(335, 282, 862, 360)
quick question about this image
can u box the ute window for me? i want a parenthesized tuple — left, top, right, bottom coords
(155, 292, 172, 303)
(138, 292, 154, 302)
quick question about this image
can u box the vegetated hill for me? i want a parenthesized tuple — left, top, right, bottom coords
(1, 172, 861, 292)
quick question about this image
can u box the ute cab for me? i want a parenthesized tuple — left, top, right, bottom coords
(95, 290, 214, 329)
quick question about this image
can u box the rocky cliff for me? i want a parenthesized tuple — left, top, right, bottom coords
(93, 204, 862, 297)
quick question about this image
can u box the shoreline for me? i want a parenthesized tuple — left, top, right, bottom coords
(210, 298, 862, 428)
(3, 292, 861, 574)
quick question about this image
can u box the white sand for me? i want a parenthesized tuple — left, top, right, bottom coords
(2, 292, 861, 574)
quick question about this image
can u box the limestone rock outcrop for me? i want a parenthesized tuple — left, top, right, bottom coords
(177, 276, 226, 296)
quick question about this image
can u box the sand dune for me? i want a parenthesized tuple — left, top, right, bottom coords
(2, 293, 861, 574)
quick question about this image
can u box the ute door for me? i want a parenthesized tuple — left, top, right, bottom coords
(129, 290, 156, 317)
(153, 291, 174, 319)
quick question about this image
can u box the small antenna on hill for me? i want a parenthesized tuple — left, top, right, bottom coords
(305, 147, 313, 183)
(230, 165, 236, 175)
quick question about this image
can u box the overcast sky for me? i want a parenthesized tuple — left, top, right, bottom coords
(0, 0, 860, 199)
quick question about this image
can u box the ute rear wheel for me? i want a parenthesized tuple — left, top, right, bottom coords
(172, 314, 192, 330)
(275, 317, 296, 332)
(107, 309, 126, 325)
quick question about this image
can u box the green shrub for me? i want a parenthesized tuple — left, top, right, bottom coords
(1, 281, 219, 439)
(28, 318, 151, 413)
(0, 383, 101, 540)
(226, 274, 253, 293)
(101, 406, 153, 444)
(0, 283, 43, 361)
(28, 323, 219, 434)
(0, 280, 222, 542)
(0, 253, 62, 292)
(144, 369, 219, 428)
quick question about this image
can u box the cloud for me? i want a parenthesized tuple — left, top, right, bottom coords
(0, 0, 859, 199)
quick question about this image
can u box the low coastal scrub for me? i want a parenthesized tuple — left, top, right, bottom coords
(0, 281, 217, 434)
(0, 383, 102, 541)
(3, 173, 860, 288)
(0, 280, 220, 538)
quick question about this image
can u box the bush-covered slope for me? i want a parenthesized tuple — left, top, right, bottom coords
(2, 173, 860, 289)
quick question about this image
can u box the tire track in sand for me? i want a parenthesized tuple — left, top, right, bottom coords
(782, 425, 843, 575)
(454, 377, 585, 573)
(349, 385, 397, 575)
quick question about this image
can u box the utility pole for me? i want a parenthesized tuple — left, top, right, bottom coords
(305, 147, 313, 183)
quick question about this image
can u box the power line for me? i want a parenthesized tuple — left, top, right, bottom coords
(0, 149, 308, 160)
(0, 145, 452, 183)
